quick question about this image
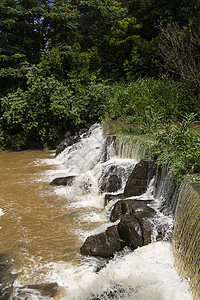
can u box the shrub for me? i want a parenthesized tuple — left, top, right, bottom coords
(105, 78, 189, 128)
(155, 114, 200, 182)
(0, 66, 79, 149)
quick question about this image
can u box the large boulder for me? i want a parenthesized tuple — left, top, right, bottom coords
(98, 164, 122, 193)
(124, 159, 155, 197)
(117, 205, 156, 249)
(55, 131, 79, 157)
(118, 215, 143, 249)
(50, 175, 76, 186)
(80, 200, 157, 257)
(80, 225, 123, 258)
(99, 162, 134, 193)
(110, 199, 154, 222)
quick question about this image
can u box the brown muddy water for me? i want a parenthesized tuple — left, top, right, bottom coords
(0, 150, 103, 290)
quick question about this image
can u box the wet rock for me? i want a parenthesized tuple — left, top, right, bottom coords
(55, 132, 79, 157)
(99, 162, 133, 193)
(134, 208, 156, 245)
(94, 258, 110, 273)
(80, 226, 123, 258)
(124, 159, 155, 197)
(117, 204, 156, 249)
(104, 193, 124, 206)
(55, 128, 88, 157)
(99, 165, 122, 193)
(0, 254, 16, 299)
(80, 199, 157, 257)
(110, 199, 154, 222)
(118, 215, 143, 249)
(50, 175, 76, 186)
(141, 217, 155, 245)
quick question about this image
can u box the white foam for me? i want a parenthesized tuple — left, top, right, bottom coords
(0, 208, 4, 216)
(23, 242, 191, 300)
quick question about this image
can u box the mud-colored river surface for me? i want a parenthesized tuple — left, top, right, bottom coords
(0, 150, 102, 289)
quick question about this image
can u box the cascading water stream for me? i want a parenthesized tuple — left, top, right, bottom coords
(0, 124, 193, 299)
(173, 182, 200, 300)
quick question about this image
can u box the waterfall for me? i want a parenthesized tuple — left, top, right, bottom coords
(111, 135, 147, 161)
(173, 182, 200, 300)
(45, 123, 191, 299)
(153, 166, 180, 216)
(10, 123, 193, 299)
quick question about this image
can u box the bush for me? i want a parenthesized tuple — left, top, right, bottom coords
(0, 66, 79, 149)
(0, 65, 112, 150)
(155, 114, 200, 181)
(105, 78, 189, 128)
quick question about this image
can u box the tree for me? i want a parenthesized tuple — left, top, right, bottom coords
(0, 0, 48, 67)
(158, 22, 200, 114)
(110, 16, 159, 79)
(126, 0, 192, 40)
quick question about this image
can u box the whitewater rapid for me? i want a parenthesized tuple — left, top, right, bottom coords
(8, 123, 192, 299)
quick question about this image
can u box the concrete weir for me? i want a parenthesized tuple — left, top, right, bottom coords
(103, 120, 200, 299)
(173, 182, 200, 300)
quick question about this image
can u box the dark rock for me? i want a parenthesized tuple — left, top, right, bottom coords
(0, 254, 16, 299)
(95, 259, 110, 273)
(55, 128, 88, 157)
(80, 198, 157, 258)
(99, 163, 132, 193)
(134, 207, 156, 245)
(124, 159, 155, 197)
(78, 128, 88, 137)
(117, 203, 156, 249)
(141, 217, 155, 245)
(50, 175, 76, 186)
(80, 226, 123, 258)
(102, 174, 121, 193)
(55, 132, 78, 156)
(118, 215, 143, 249)
(110, 199, 154, 222)
(99, 164, 122, 193)
(104, 193, 124, 206)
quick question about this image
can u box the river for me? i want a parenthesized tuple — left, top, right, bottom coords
(0, 124, 193, 299)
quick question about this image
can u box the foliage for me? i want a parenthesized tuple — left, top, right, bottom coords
(154, 114, 200, 182)
(0, 65, 110, 150)
(126, 0, 193, 40)
(110, 16, 160, 78)
(0, 66, 79, 149)
(0, 0, 200, 151)
(105, 78, 189, 128)
(118, 114, 200, 182)
(0, 0, 47, 67)
(75, 78, 112, 124)
(158, 22, 200, 115)
(0, 64, 28, 97)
